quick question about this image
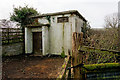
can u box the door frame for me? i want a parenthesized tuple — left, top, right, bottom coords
(32, 32, 42, 55)
(25, 26, 49, 56)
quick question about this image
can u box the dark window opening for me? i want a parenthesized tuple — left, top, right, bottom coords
(57, 16, 69, 23)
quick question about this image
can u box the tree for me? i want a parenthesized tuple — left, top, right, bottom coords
(10, 5, 39, 53)
(82, 22, 91, 38)
(10, 5, 39, 27)
(100, 13, 119, 50)
(104, 13, 118, 28)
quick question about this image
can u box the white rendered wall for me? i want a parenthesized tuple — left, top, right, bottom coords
(48, 14, 75, 55)
(35, 14, 86, 55)
(42, 26, 49, 55)
(25, 27, 33, 53)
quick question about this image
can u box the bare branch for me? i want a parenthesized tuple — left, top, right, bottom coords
(104, 13, 118, 28)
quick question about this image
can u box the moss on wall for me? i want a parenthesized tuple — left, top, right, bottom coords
(61, 47, 65, 58)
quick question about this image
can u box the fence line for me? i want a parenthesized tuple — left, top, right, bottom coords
(2, 28, 24, 44)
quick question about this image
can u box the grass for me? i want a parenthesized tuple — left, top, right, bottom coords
(84, 63, 120, 71)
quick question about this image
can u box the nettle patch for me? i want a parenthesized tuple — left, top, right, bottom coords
(78, 46, 119, 64)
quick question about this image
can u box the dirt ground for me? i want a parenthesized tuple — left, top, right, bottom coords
(2, 55, 64, 79)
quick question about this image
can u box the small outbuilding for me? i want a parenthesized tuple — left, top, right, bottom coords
(25, 10, 87, 55)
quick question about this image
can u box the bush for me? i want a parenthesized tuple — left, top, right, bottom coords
(88, 28, 119, 50)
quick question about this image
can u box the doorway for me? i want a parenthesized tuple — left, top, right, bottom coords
(33, 32, 42, 55)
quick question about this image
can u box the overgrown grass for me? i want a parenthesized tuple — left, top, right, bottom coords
(78, 46, 119, 64)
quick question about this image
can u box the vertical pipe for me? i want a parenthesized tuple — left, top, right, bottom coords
(0, 28, 2, 80)
(118, 1, 120, 51)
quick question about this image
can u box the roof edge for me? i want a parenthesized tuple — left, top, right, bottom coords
(31, 10, 87, 22)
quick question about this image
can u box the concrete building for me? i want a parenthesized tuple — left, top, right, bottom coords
(25, 10, 87, 55)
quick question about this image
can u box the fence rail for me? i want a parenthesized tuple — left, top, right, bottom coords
(2, 28, 24, 44)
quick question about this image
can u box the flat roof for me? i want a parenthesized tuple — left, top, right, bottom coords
(31, 10, 87, 22)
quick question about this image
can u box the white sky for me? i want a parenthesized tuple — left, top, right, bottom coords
(0, 0, 119, 28)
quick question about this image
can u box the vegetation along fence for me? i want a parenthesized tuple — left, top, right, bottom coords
(69, 32, 120, 79)
(2, 28, 24, 44)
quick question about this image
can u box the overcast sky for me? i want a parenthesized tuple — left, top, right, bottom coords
(0, 0, 119, 28)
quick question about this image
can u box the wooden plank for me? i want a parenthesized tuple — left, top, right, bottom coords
(2, 28, 24, 44)
(84, 46, 120, 54)
(57, 56, 70, 79)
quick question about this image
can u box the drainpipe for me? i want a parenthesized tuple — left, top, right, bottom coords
(118, 1, 120, 51)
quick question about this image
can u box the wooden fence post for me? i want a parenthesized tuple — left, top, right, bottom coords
(72, 32, 80, 78)
(72, 32, 84, 79)
(7, 28, 9, 44)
